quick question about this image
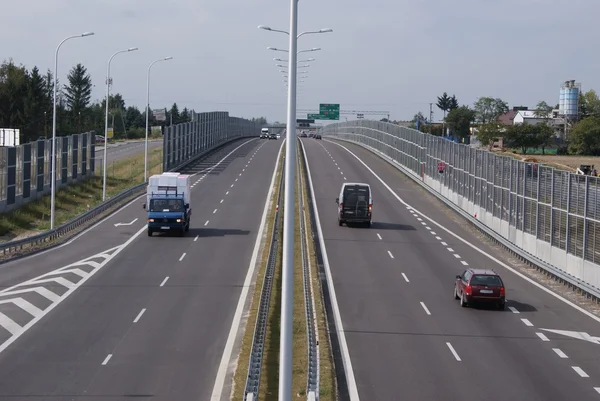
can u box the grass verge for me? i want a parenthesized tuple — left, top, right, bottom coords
(231, 148, 284, 400)
(0, 146, 163, 242)
(298, 144, 337, 401)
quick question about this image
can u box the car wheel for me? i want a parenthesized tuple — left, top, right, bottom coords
(454, 285, 459, 300)
(460, 293, 468, 307)
(338, 219, 343, 226)
(497, 301, 505, 310)
(147, 229, 153, 237)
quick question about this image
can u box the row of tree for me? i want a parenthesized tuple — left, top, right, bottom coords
(407, 90, 600, 155)
(0, 59, 269, 144)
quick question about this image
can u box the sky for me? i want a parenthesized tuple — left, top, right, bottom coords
(2, 0, 599, 124)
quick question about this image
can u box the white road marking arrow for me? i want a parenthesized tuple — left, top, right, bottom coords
(541, 329, 600, 345)
(114, 218, 138, 227)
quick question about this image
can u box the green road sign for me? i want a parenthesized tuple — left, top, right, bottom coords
(318, 103, 340, 120)
(307, 114, 324, 120)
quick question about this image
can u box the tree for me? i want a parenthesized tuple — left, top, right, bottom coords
(568, 117, 600, 155)
(437, 92, 451, 136)
(168, 103, 180, 125)
(535, 122, 554, 154)
(534, 101, 553, 119)
(473, 97, 509, 124)
(23, 66, 46, 141)
(445, 106, 476, 139)
(448, 95, 459, 111)
(503, 124, 538, 154)
(580, 90, 600, 119)
(474, 122, 504, 150)
(63, 63, 92, 116)
(0, 60, 28, 129)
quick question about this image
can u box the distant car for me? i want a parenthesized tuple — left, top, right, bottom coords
(454, 268, 506, 309)
(314, 134, 322, 139)
(276, 133, 281, 139)
(336, 182, 372, 227)
(268, 133, 277, 139)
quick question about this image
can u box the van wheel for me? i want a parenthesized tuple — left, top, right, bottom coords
(185, 222, 190, 232)
(338, 220, 343, 226)
(147, 229, 153, 237)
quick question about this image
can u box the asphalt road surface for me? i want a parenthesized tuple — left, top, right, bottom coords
(94, 139, 163, 164)
(0, 137, 282, 400)
(302, 137, 600, 401)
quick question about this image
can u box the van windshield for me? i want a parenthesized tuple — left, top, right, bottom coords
(343, 186, 369, 207)
(149, 199, 184, 212)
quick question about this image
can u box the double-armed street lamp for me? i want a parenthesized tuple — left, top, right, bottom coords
(258, 21, 333, 401)
(144, 57, 173, 182)
(50, 32, 95, 230)
(103, 47, 139, 201)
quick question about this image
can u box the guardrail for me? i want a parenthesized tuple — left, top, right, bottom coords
(319, 120, 600, 301)
(244, 159, 285, 400)
(0, 135, 256, 264)
(297, 146, 320, 399)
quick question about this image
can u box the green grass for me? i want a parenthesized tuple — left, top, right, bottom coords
(0, 147, 163, 242)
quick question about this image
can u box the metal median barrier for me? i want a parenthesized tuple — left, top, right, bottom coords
(0, 112, 260, 263)
(319, 120, 600, 301)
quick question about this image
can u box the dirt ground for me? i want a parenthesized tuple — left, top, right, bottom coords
(498, 153, 600, 172)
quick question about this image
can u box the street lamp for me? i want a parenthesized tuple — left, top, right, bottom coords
(274, 57, 315, 63)
(144, 56, 173, 182)
(259, 22, 333, 401)
(103, 47, 138, 202)
(50, 31, 94, 230)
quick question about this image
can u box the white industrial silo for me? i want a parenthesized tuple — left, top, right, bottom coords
(559, 80, 581, 117)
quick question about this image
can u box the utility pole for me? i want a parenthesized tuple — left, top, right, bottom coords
(429, 103, 433, 134)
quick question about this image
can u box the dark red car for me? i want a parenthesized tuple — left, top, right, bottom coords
(454, 268, 505, 309)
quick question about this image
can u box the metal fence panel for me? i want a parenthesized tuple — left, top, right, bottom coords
(320, 119, 600, 293)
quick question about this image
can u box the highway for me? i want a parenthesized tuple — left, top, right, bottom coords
(302, 137, 600, 401)
(0, 137, 282, 400)
(95, 139, 163, 164)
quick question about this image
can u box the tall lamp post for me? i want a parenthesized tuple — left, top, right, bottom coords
(103, 47, 138, 201)
(259, 22, 332, 401)
(144, 56, 173, 182)
(50, 31, 94, 230)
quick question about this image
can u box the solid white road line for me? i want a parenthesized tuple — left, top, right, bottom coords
(102, 354, 113, 365)
(573, 366, 589, 378)
(299, 140, 360, 400)
(133, 308, 146, 323)
(402, 273, 409, 282)
(420, 302, 431, 315)
(160, 277, 169, 287)
(552, 348, 568, 358)
(536, 332, 550, 341)
(387, 250, 394, 259)
(326, 140, 600, 326)
(210, 138, 285, 401)
(179, 253, 186, 262)
(446, 342, 461, 361)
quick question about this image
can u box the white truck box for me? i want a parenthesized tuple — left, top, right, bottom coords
(147, 173, 191, 206)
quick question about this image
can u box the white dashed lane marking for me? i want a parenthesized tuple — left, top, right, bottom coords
(133, 308, 146, 323)
(521, 318, 533, 327)
(101, 354, 112, 366)
(420, 302, 431, 315)
(160, 277, 169, 287)
(204, 220, 209, 226)
(387, 251, 394, 259)
(179, 253, 186, 262)
(572, 366, 589, 378)
(446, 343, 461, 361)
(536, 332, 550, 341)
(401, 273, 409, 282)
(376, 233, 382, 240)
(553, 348, 568, 359)
(509, 306, 519, 314)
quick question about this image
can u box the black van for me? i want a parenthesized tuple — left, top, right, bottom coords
(335, 183, 372, 227)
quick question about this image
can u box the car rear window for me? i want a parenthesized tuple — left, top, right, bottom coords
(470, 275, 503, 286)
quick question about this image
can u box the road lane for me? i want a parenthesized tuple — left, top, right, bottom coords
(94, 140, 163, 164)
(0, 138, 282, 400)
(302, 137, 600, 400)
(325, 138, 600, 381)
(0, 138, 256, 289)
